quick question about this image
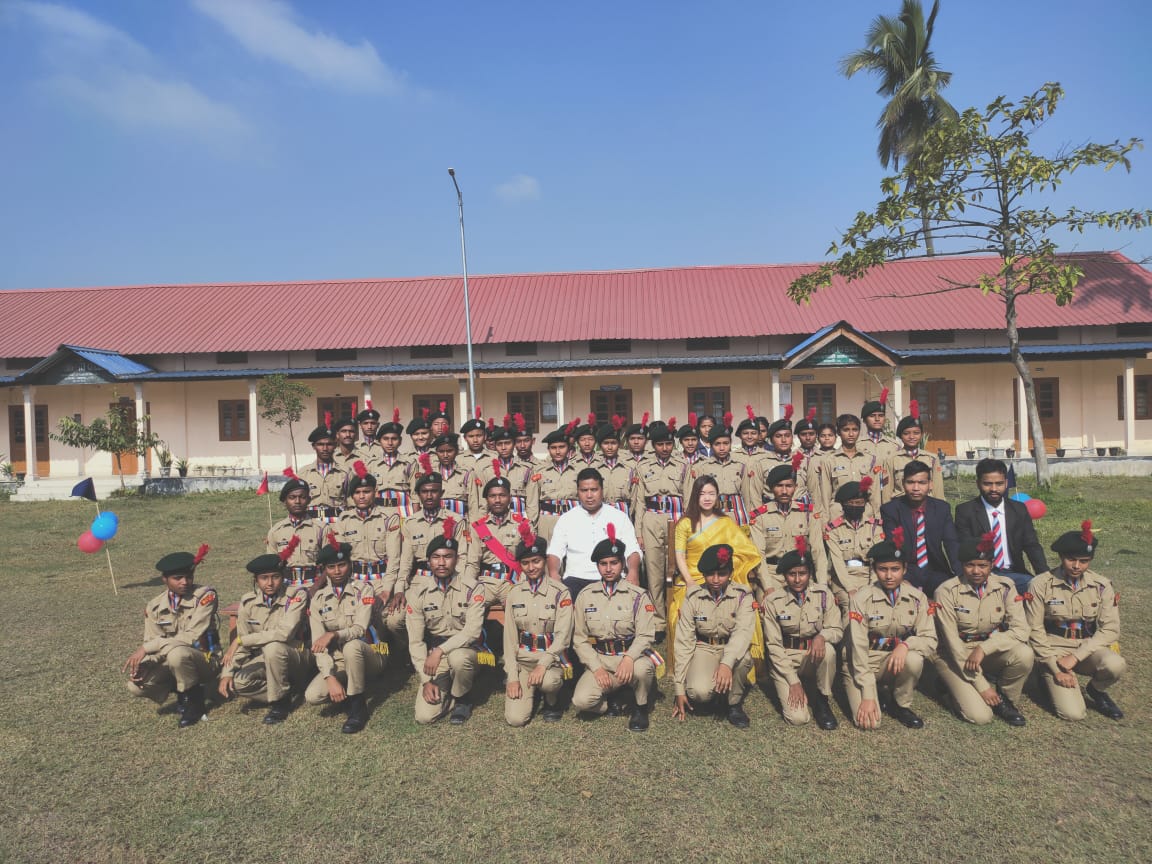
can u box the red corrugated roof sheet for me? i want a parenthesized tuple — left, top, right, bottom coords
(2, 252, 1149, 357)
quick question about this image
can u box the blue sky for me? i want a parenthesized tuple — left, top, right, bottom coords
(2, 0, 1150, 289)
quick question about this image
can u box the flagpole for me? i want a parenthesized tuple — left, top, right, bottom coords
(266, 491, 274, 530)
(85, 483, 118, 595)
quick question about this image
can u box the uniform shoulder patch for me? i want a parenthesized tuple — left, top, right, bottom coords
(199, 591, 216, 606)
(751, 601, 761, 612)
(1021, 592, 1034, 601)
(531, 473, 542, 482)
(1013, 594, 1025, 602)
(849, 610, 863, 622)
(927, 601, 940, 616)
(644, 604, 656, 612)
(1114, 591, 1120, 607)
(473, 593, 485, 603)
(559, 597, 572, 608)
(406, 605, 414, 614)
(362, 595, 375, 605)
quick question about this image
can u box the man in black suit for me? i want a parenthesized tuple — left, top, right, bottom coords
(880, 460, 959, 597)
(954, 458, 1048, 594)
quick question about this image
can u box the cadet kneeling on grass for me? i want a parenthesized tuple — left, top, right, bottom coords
(304, 536, 386, 734)
(1026, 520, 1126, 721)
(123, 545, 221, 729)
(218, 551, 313, 725)
(671, 543, 756, 728)
(932, 533, 1032, 727)
(841, 530, 937, 730)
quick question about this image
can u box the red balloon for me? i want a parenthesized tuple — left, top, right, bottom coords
(1025, 498, 1047, 519)
(77, 531, 104, 554)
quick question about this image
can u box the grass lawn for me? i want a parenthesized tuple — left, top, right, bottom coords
(1, 475, 1149, 864)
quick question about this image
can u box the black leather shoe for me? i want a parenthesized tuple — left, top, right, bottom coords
(628, 704, 650, 732)
(726, 704, 750, 729)
(264, 696, 292, 725)
(174, 690, 187, 720)
(1087, 685, 1124, 720)
(811, 693, 839, 730)
(604, 698, 625, 718)
(992, 693, 1026, 727)
(449, 700, 473, 725)
(890, 705, 924, 729)
(341, 694, 369, 734)
(541, 703, 563, 723)
(178, 688, 205, 728)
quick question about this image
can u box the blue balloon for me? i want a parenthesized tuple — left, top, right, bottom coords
(91, 511, 119, 540)
(1008, 492, 1031, 503)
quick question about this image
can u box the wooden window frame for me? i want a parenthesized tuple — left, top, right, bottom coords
(507, 392, 541, 433)
(218, 400, 250, 442)
(686, 386, 731, 418)
(803, 383, 837, 424)
(1117, 375, 1151, 421)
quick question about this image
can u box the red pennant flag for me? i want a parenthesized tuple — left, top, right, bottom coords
(256, 471, 269, 496)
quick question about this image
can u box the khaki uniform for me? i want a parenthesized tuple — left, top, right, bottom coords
(599, 457, 635, 519)
(933, 574, 1033, 724)
(222, 586, 312, 703)
(465, 513, 526, 605)
(1026, 569, 1124, 721)
(298, 461, 348, 510)
(631, 455, 689, 628)
(362, 453, 415, 507)
(572, 581, 658, 713)
(354, 439, 385, 465)
(393, 509, 470, 593)
(304, 581, 385, 704)
(882, 449, 945, 502)
(406, 575, 487, 724)
(502, 579, 575, 726)
(529, 460, 580, 543)
(472, 457, 539, 524)
(794, 449, 821, 503)
(266, 516, 324, 585)
(858, 433, 899, 464)
(842, 582, 937, 724)
(686, 456, 750, 524)
(672, 583, 756, 708)
(761, 583, 843, 724)
(812, 449, 886, 515)
(332, 448, 359, 473)
(742, 449, 796, 509)
(127, 585, 222, 702)
(410, 463, 475, 520)
(459, 447, 494, 470)
(333, 507, 403, 634)
(747, 503, 829, 591)
(824, 515, 886, 610)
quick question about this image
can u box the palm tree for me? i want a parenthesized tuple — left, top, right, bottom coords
(840, 0, 958, 254)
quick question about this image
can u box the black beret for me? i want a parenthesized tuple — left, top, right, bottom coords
(155, 552, 197, 575)
(247, 553, 286, 575)
(1051, 523, 1099, 557)
(307, 425, 335, 444)
(413, 471, 443, 491)
(377, 420, 404, 438)
(590, 536, 627, 562)
(957, 537, 994, 563)
(460, 419, 486, 434)
(426, 533, 459, 557)
(356, 408, 381, 422)
(515, 535, 549, 560)
(648, 422, 674, 443)
(489, 425, 513, 442)
(483, 476, 512, 496)
(697, 544, 734, 574)
(767, 419, 792, 438)
(279, 478, 311, 502)
(430, 433, 460, 450)
(896, 414, 923, 435)
(541, 428, 570, 445)
(867, 539, 902, 565)
(333, 416, 358, 433)
(708, 425, 732, 443)
(406, 416, 431, 434)
(316, 542, 352, 566)
(766, 464, 796, 488)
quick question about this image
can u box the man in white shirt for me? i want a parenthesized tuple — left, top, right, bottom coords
(548, 468, 642, 598)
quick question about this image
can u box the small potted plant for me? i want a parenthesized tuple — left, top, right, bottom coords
(1005, 446, 1016, 459)
(1096, 446, 1106, 457)
(1109, 446, 1122, 456)
(1055, 448, 1066, 458)
(964, 443, 976, 459)
(155, 445, 173, 477)
(176, 457, 189, 478)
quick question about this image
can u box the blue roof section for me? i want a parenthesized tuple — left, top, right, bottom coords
(65, 345, 154, 377)
(782, 322, 841, 359)
(782, 320, 900, 364)
(902, 341, 1152, 361)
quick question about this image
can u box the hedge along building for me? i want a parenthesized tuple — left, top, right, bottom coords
(2, 251, 1151, 482)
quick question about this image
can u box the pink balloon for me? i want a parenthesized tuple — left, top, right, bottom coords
(1025, 498, 1047, 519)
(77, 530, 104, 554)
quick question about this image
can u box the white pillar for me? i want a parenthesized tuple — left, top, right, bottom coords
(248, 378, 260, 472)
(555, 377, 565, 431)
(892, 367, 904, 416)
(652, 372, 662, 421)
(22, 385, 36, 481)
(770, 368, 781, 415)
(362, 380, 373, 412)
(135, 383, 146, 479)
(1016, 376, 1029, 455)
(1124, 359, 1136, 453)
(458, 378, 468, 423)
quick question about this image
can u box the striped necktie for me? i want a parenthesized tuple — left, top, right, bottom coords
(915, 508, 928, 568)
(991, 509, 1007, 568)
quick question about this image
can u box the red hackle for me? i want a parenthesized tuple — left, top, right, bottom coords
(806, 407, 817, 422)
(283, 467, 297, 479)
(492, 458, 501, 477)
(859, 475, 873, 493)
(418, 453, 434, 476)
(193, 544, 210, 565)
(502, 413, 511, 429)
(723, 410, 733, 428)
(279, 534, 301, 562)
(442, 517, 456, 539)
(439, 401, 447, 413)
(607, 523, 617, 543)
(350, 401, 357, 417)
(667, 416, 676, 430)
(878, 388, 889, 406)
(612, 414, 624, 431)
(688, 411, 697, 427)
(323, 410, 332, 429)
(1081, 520, 1094, 544)
(910, 399, 920, 421)
(487, 417, 495, 432)
(517, 519, 536, 546)
(795, 535, 808, 557)
(746, 403, 755, 420)
(514, 413, 526, 433)
(475, 406, 482, 419)
(588, 412, 596, 425)
(717, 546, 731, 565)
(422, 407, 429, 420)
(393, 407, 401, 423)
(641, 411, 649, 426)
(353, 460, 368, 479)
(791, 452, 804, 471)
(783, 404, 794, 421)
(327, 530, 340, 550)
(365, 399, 373, 412)
(891, 526, 904, 548)
(564, 418, 579, 436)
(977, 531, 995, 556)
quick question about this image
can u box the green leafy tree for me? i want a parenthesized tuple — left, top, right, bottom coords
(788, 83, 1150, 487)
(51, 402, 162, 489)
(841, 0, 958, 254)
(257, 374, 313, 470)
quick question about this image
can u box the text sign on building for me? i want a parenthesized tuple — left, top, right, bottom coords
(42, 360, 113, 385)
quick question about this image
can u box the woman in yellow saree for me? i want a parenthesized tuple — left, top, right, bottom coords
(669, 475, 764, 674)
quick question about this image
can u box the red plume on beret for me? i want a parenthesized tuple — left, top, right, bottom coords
(588, 412, 596, 425)
(193, 544, 210, 565)
(723, 411, 733, 427)
(806, 407, 816, 422)
(474, 406, 482, 419)
(746, 404, 756, 420)
(667, 416, 676, 429)
(327, 530, 340, 550)
(564, 418, 579, 436)
(439, 401, 447, 413)
(487, 417, 495, 432)
(783, 404, 794, 422)
(607, 523, 617, 544)
(353, 460, 368, 480)
(910, 399, 920, 421)
(891, 525, 904, 548)
(442, 517, 456, 539)
(393, 407, 401, 423)
(418, 453, 434, 476)
(717, 546, 731, 565)
(859, 475, 873, 493)
(878, 388, 889, 406)
(514, 413, 526, 433)
(791, 452, 804, 471)
(324, 410, 332, 429)
(422, 407, 429, 420)
(795, 535, 808, 557)
(283, 467, 298, 479)
(517, 519, 536, 546)
(351, 401, 358, 417)
(977, 531, 995, 556)
(492, 458, 501, 477)
(641, 411, 649, 426)
(279, 534, 301, 562)
(612, 414, 624, 431)
(1081, 520, 1094, 544)
(503, 413, 511, 429)
(365, 399, 373, 412)
(688, 411, 698, 427)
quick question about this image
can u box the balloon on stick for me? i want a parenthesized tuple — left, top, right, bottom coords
(91, 511, 119, 540)
(77, 531, 104, 554)
(1008, 492, 1031, 503)
(1025, 498, 1047, 519)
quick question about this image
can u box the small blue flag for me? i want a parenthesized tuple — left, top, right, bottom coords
(71, 478, 97, 501)
(1006, 464, 1017, 490)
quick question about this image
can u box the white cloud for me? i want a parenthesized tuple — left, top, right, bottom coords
(6, 1, 252, 144)
(495, 174, 541, 203)
(192, 0, 402, 94)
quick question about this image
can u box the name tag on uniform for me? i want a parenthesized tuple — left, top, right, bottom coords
(584, 607, 598, 613)
(954, 606, 971, 613)
(545, 604, 556, 610)
(423, 604, 439, 612)
(833, 465, 847, 473)
(1048, 599, 1065, 606)
(766, 526, 780, 532)
(246, 619, 261, 625)
(693, 615, 709, 622)
(868, 614, 885, 621)
(512, 603, 526, 609)
(777, 614, 792, 621)
(847, 559, 863, 567)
